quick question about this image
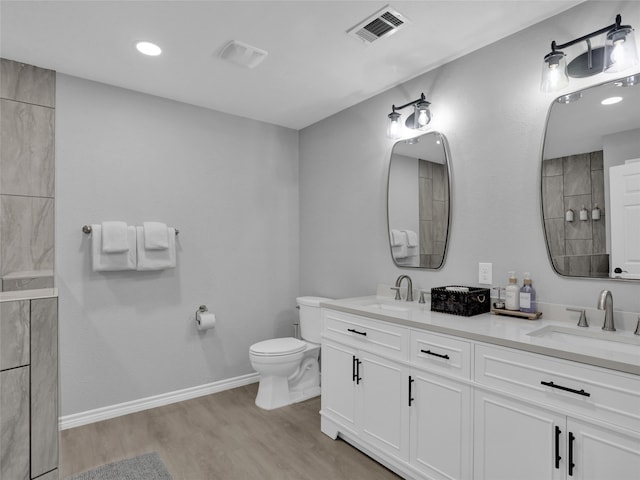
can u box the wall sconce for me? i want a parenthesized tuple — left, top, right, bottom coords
(541, 14, 639, 93)
(386, 93, 432, 139)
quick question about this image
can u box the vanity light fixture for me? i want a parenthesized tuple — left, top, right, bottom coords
(614, 73, 639, 87)
(386, 93, 432, 139)
(556, 92, 582, 104)
(541, 14, 639, 93)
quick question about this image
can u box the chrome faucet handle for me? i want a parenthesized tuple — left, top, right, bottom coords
(418, 289, 430, 304)
(566, 308, 588, 328)
(390, 286, 401, 301)
(635, 317, 640, 336)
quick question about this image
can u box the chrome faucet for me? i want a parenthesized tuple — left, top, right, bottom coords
(394, 275, 413, 302)
(597, 290, 616, 332)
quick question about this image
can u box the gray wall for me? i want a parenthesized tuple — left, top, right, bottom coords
(55, 75, 299, 415)
(299, 1, 640, 312)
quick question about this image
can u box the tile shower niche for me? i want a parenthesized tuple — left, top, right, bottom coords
(0, 58, 55, 291)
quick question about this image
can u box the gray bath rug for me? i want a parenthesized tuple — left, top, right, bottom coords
(65, 452, 172, 480)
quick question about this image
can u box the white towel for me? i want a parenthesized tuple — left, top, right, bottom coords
(404, 230, 418, 247)
(92, 225, 137, 271)
(390, 229, 404, 247)
(101, 221, 129, 253)
(136, 227, 176, 271)
(143, 222, 169, 250)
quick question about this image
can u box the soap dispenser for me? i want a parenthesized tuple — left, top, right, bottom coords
(505, 271, 520, 311)
(519, 272, 537, 314)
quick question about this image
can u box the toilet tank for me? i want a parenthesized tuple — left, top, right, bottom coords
(296, 296, 331, 344)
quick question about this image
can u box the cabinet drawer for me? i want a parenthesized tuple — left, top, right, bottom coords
(411, 330, 471, 379)
(323, 309, 409, 360)
(475, 343, 640, 432)
(0, 300, 30, 371)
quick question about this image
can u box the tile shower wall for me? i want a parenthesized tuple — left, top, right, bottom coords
(542, 150, 608, 277)
(0, 58, 55, 291)
(419, 159, 448, 268)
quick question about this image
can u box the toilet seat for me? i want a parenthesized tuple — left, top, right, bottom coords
(250, 337, 306, 357)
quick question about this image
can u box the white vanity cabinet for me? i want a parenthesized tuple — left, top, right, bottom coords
(321, 309, 471, 479)
(321, 309, 411, 463)
(474, 344, 640, 480)
(409, 331, 472, 480)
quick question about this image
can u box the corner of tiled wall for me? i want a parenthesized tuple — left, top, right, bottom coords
(0, 58, 55, 291)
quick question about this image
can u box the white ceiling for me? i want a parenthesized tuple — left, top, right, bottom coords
(0, 1, 583, 130)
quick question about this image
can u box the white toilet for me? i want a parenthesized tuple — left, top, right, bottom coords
(249, 296, 329, 410)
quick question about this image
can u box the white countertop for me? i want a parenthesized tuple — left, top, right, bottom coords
(0, 288, 58, 303)
(321, 295, 640, 376)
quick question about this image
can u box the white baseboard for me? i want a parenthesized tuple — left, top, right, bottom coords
(59, 372, 260, 430)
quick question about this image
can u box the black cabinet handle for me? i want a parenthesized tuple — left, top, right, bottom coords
(408, 376, 415, 406)
(347, 328, 367, 336)
(541, 381, 590, 397)
(568, 431, 575, 476)
(356, 359, 362, 384)
(352, 355, 357, 382)
(420, 349, 450, 360)
(554, 426, 562, 469)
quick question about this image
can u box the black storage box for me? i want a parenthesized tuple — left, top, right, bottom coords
(431, 286, 491, 317)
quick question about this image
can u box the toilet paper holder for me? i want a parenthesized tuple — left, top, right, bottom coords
(196, 305, 208, 317)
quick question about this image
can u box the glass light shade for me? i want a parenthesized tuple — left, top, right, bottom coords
(604, 27, 639, 73)
(414, 101, 431, 130)
(387, 111, 402, 139)
(541, 51, 569, 93)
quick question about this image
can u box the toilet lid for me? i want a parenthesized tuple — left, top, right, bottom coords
(250, 337, 306, 356)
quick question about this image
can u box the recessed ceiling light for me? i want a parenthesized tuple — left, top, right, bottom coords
(136, 41, 162, 56)
(601, 96, 623, 105)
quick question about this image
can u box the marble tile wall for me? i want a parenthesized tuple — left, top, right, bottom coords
(542, 150, 608, 277)
(0, 58, 55, 290)
(419, 160, 449, 268)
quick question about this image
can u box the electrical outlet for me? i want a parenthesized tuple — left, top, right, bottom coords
(479, 262, 492, 285)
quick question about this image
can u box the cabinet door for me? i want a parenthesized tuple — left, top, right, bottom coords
(474, 390, 564, 480)
(31, 297, 58, 478)
(321, 341, 358, 434)
(568, 418, 640, 480)
(410, 369, 471, 480)
(359, 351, 409, 462)
(0, 367, 30, 480)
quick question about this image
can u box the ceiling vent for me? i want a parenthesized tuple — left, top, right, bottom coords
(347, 5, 409, 44)
(219, 40, 268, 69)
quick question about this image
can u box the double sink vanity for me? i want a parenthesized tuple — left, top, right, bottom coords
(319, 288, 640, 480)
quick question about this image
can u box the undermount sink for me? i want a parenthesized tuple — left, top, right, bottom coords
(528, 325, 640, 355)
(360, 302, 411, 314)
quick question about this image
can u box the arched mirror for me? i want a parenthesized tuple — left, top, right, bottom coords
(541, 73, 640, 280)
(387, 131, 451, 269)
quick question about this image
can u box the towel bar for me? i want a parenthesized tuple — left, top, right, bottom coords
(82, 224, 180, 235)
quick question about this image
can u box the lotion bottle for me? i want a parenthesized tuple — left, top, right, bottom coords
(505, 271, 520, 311)
(519, 272, 537, 314)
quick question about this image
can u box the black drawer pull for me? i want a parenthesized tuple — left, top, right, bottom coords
(347, 328, 367, 336)
(408, 376, 415, 406)
(541, 381, 590, 397)
(554, 425, 562, 469)
(352, 355, 357, 382)
(421, 349, 450, 360)
(568, 431, 575, 476)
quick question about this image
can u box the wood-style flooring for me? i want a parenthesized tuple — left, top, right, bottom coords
(60, 383, 401, 479)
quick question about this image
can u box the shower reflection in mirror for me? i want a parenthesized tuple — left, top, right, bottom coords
(541, 74, 640, 280)
(387, 132, 451, 269)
